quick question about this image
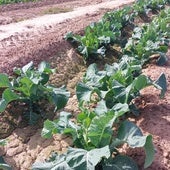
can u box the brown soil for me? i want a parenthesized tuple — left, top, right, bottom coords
(0, 0, 102, 25)
(0, 0, 169, 170)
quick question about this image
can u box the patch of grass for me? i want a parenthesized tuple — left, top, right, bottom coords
(42, 7, 73, 15)
(0, 0, 37, 5)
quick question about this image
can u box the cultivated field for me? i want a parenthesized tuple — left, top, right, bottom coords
(0, 0, 170, 170)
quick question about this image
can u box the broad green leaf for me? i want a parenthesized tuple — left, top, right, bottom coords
(85, 63, 98, 80)
(133, 75, 148, 91)
(38, 61, 55, 74)
(16, 77, 33, 96)
(144, 135, 155, 168)
(129, 103, 140, 116)
(47, 86, 70, 110)
(39, 73, 50, 85)
(22, 61, 33, 74)
(41, 112, 72, 138)
(33, 146, 110, 170)
(117, 121, 155, 168)
(111, 103, 129, 118)
(156, 54, 168, 66)
(41, 119, 60, 138)
(88, 114, 114, 147)
(77, 111, 91, 122)
(153, 73, 167, 98)
(103, 155, 138, 170)
(0, 74, 11, 88)
(64, 32, 74, 40)
(32, 153, 70, 170)
(1, 89, 19, 111)
(117, 121, 145, 147)
(0, 99, 7, 112)
(105, 64, 118, 76)
(66, 146, 110, 170)
(110, 80, 126, 100)
(76, 83, 93, 102)
(95, 100, 108, 116)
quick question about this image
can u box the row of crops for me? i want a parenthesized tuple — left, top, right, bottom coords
(0, 0, 170, 169)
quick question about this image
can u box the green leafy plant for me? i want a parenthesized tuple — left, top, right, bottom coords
(133, 0, 167, 15)
(0, 61, 70, 124)
(146, 0, 167, 11)
(124, 8, 170, 65)
(65, 0, 170, 61)
(76, 61, 167, 115)
(65, 7, 135, 60)
(32, 109, 154, 169)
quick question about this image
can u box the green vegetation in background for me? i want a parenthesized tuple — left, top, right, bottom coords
(0, 0, 37, 5)
(42, 7, 73, 15)
(65, 0, 170, 60)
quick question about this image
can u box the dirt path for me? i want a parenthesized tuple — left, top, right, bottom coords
(0, 0, 169, 170)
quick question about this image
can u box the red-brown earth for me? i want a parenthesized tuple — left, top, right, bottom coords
(0, 0, 169, 170)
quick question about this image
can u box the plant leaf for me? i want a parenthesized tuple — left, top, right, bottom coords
(117, 121, 155, 168)
(22, 61, 33, 74)
(76, 83, 93, 103)
(95, 100, 108, 116)
(133, 75, 148, 91)
(33, 146, 110, 170)
(88, 114, 114, 147)
(103, 155, 138, 170)
(38, 61, 55, 74)
(32, 153, 70, 170)
(111, 103, 129, 118)
(156, 53, 168, 66)
(47, 86, 70, 111)
(41, 112, 72, 138)
(144, 135, 155, 168)
(0, 88, 19, 112)
(0, 74, 11, 88)
(66, 146, 110, 170)
(153, 73, 167, 98)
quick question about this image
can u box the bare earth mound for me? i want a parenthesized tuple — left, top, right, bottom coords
(0, 0, 170, 170)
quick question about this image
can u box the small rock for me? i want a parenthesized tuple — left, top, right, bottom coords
(7, 144, 24, 157)
(163, 152, 169, 158)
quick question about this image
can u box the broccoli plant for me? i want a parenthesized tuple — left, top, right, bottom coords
(32, 108, 154, 169)
(76, 62, 167, 115)
(0, 61, 70, 124)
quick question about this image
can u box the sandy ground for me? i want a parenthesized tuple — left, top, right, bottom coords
(0, 0, 169, 170)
